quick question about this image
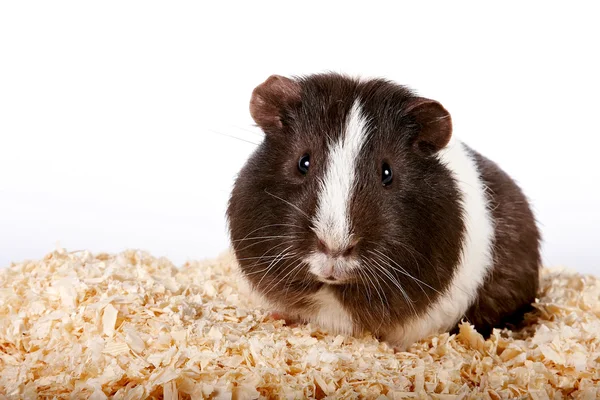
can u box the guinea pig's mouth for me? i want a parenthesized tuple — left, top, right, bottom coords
(305, 253, 359, 285)
(316, 275, 347, 285)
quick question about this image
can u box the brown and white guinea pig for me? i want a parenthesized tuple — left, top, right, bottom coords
(226, 73, 541, 350)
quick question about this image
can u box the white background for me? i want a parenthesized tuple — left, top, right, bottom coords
(1, 2, 598, 273)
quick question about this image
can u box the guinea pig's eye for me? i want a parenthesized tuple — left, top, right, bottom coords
(382, 162, 393, 186)
(298, 154, 310, 175)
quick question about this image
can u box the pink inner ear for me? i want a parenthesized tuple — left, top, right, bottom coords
(249, 75, 301, 133)
(407, 98, 453, 154)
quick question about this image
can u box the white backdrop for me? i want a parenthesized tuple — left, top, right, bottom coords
(1, 2, 598, 273)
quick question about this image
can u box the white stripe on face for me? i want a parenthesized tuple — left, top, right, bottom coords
(312, 100, 369, 253)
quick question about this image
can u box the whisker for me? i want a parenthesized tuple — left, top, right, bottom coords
(360, 259, 390, 330)
(231, 234, 302, 243)
(243, 241, 300, 271)
(243, 254, 299, 276)
(369, 249, 441, 295)
(369, 256, 418, 317)
(387, 238, 437, 272)
(370, 251, 429, 304)
(264, 189, 310, 220)
(236, 237, 303, 253)
(255, 246, 294, 289)
(235, 253, 298, 262)
(371, 253, 423, 301)
(284, 258, 309, 295)
(205, 128, 260, 146)
(352, 268, 377, 329)
(355, 267, 372, 303)
(261, 255, 302, 297)
(275, 258, 307, 297)
(231, 124, 265, 137)
(234, 223, 304, 243)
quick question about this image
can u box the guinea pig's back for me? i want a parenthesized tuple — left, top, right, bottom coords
(460, 146, 541, 336)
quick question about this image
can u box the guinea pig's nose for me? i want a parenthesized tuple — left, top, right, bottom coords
(317, 238, 358, 258)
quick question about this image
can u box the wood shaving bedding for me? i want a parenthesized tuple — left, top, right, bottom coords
(0, 248, 599, 399)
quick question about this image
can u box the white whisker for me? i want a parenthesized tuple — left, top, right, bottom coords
(369, 249, 441, 295)
(236, 237, 302, 253)
(205, 128, 260, 146)
(264, 189, 310, 220)
(360, 259, 390, 330)
(369, 256, 418, 318)
(234, 223, 303, 243)
(255, 246, 294, 290)
(231, 234, 302, 243)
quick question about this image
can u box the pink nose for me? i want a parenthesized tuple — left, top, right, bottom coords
(317, 238, 358, 258)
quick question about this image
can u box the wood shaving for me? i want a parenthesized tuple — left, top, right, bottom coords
(1, 248, 599, 399)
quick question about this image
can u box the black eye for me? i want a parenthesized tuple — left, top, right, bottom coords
(382, 162, 393, 186)
(298, 154, 310, 175)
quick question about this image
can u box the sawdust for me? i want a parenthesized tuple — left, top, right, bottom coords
(1, 248, 599, 399)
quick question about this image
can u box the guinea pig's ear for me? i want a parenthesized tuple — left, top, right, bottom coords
(250, 75, 302, 134)
(405, 98, 452, 156)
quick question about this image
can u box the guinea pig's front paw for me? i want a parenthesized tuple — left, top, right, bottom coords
(269, 312, 300, 327)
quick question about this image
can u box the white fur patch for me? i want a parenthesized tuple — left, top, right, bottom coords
(385, 137, 495, 350)
(312, 100, 369, 253)
(305, 251, 361, 282)
(308, 287, 355, 335)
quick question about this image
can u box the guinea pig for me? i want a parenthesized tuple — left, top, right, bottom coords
(227, 73, 540, 350)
